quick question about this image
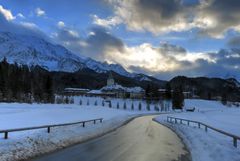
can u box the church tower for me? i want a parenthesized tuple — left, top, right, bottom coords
(107, 72, 115, 86)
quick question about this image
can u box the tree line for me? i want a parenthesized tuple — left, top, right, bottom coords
(0, 58, 54, 103)
(145, 82, 184, 109)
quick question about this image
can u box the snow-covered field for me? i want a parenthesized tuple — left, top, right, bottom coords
(1, 97, 239, 161)
(0, 96, 165, 161)
(156, 99, 240, 161)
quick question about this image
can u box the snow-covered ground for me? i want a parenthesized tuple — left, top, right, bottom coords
(0, 96, 166, 161)
(1, 97, 239, 161)
(155, 99, 240, 161)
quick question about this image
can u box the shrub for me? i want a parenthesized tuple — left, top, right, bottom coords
(94, 100, 98, 106)
(146, 103, 150, 111)
(102, 100, 105, 106)
(138, 102, 142, 111)
(131, 102, 134, 110)
(154, 104, 159, 111)
(69, 97, 74, 104)
(123, 102, 127, 110)
(117, 102, 120, 109)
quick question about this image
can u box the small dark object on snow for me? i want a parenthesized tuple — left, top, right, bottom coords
(186, 107, 195, 112)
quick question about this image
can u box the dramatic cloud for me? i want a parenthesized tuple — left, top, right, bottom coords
(16, 13, 25, 19)
(0, 5, 15, 21)
(52, 19, 240, 80)
(92, 14, 122, 28)
(35, 7, 46, 17)
(99, 0, 240, 38)
(53, 25, 125, 60)
(0, 5, 47, 40)
(57, 21, 65, 28)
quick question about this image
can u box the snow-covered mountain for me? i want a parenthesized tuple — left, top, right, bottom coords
(0, 32, 146, 79)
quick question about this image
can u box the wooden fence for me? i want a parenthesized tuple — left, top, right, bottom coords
(0, 118, 103, 139)
(167, 116, 240, 148)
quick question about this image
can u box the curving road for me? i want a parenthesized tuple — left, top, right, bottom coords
(31, 116, 191, 161)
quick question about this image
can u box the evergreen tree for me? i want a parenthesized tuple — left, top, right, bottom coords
(109, 101, 112, 108)
(138, 102, 142, 111)
(154, 104, 159, 111)
(165, 83, 172, 100)
(208, 92, 212, 100)
(45, 75, 54, 103)
(69, 97, 74, 104)
(117, 102, 120, 109)
(65, 97, 69, 104)
(146, 102, 150, 111)
(123, 102, 127, 110)
(102, 100, 105, 106)
(172, 86, 184, 109)
(221, 93, 227, 105)
(145, 84, 151, 98)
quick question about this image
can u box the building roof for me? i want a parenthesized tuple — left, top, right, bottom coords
(101, 84, 144, 93)
(64, 88, 90, 91)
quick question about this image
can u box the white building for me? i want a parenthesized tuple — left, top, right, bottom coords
(101, 73, 145, 99)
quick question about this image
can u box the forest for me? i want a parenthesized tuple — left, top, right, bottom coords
(0, 58, 54, 103)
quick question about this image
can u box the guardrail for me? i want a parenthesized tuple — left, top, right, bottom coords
(167, 116, 240, 148)
(0, 118, 103, 139)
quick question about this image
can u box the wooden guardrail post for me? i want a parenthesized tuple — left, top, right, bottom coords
(82, 122, 85, 127)
(198, 123, 201, 128)
(175, 118, 177, 124)
(205, 126, 208, 132)
(4, 132, 8, 139)
(187, 121, 189, 126)
(233, 137, 237, 147)
(100, 119, 103, 123)
(94, 120, 96, 124)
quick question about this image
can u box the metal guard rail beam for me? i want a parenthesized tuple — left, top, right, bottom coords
(0, 118, 103, 139)
(167, 116, 240, 148)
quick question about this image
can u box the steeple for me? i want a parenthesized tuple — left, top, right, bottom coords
(107, 72, 115, 86)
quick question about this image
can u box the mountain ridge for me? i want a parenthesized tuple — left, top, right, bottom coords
(0, 31, 157, 82)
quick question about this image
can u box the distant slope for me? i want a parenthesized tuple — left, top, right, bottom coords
(51, 69, 167, 91)
(0, 31, 162, 83)
(169, 76, 240, 101)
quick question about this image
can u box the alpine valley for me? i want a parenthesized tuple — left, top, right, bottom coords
(0, 31, 240, 101)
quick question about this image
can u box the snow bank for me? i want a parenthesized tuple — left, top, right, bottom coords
(155, 99, 240, 161)
(0, 101, 162, 161)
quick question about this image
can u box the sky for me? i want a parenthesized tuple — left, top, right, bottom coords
(0, 0, 240, 80)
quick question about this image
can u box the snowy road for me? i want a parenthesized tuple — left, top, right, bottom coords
(30, 116, 191, 161)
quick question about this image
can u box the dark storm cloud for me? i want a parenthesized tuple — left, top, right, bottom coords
(128, 47, 240, 80)
(102, 0, 240, 38)
(198, 0, 240, 37)
(227, 36, 240, 47)
(85, 27, 124, 53)
(136, 0, 183, 19)
(101, 0, 195, 34)
(53, 26, 125, 60)
(159, 43, 187, 55)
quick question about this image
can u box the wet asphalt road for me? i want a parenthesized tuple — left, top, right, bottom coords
(31, 116, 191, 161)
